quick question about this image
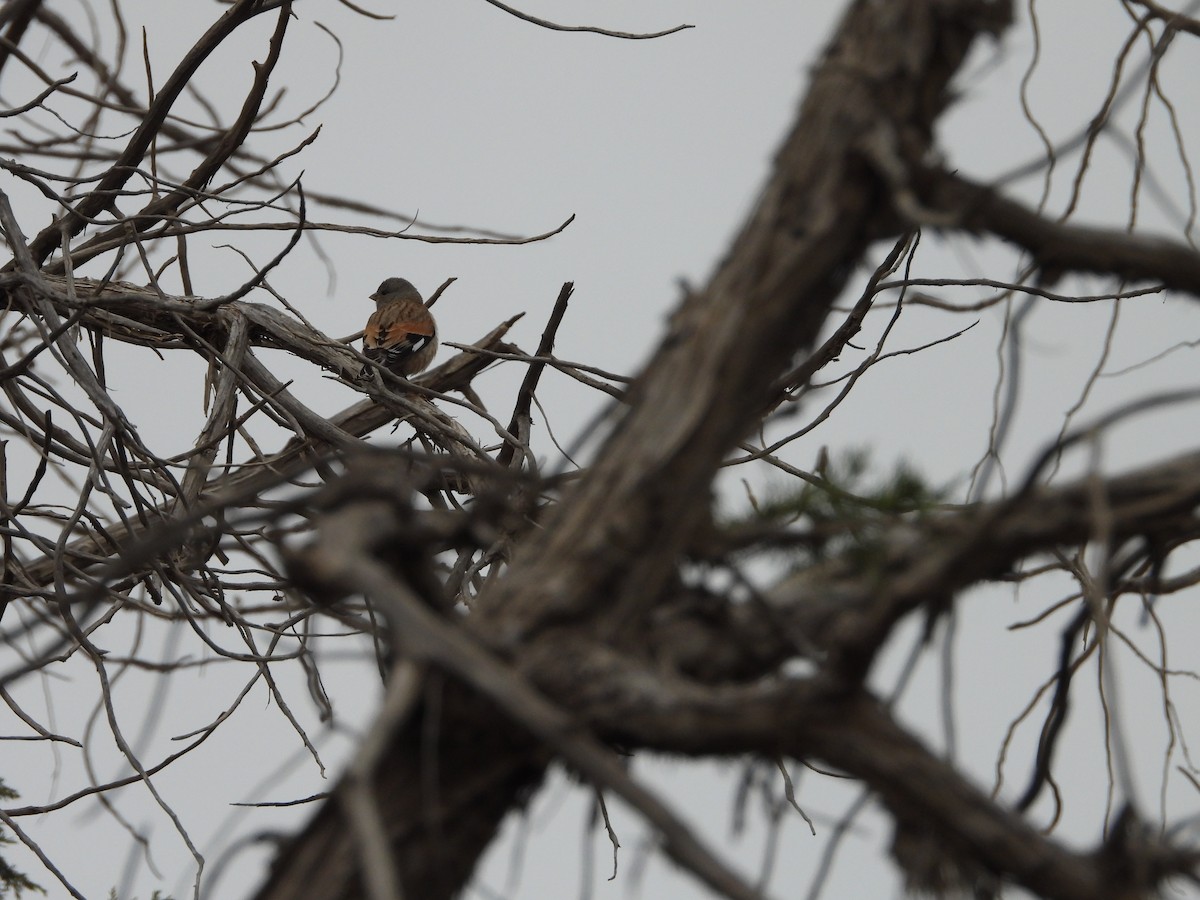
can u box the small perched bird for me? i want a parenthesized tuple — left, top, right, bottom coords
(362, 277, 438, 378)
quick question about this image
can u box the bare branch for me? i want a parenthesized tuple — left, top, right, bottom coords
(921, 169, 1200, 296)
(480, 0, 692, 39)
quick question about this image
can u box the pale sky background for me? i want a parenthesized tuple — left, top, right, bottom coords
(2, 2, 1200, 899)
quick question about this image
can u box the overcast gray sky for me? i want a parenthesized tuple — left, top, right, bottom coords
(3, 2, 1200, 899)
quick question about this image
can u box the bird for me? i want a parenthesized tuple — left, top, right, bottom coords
(361, 277, 438, 378)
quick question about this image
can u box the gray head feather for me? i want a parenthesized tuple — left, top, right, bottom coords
(371, 277, 422, 301)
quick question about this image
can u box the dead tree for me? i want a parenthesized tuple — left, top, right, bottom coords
(1, 1, 1199, 898)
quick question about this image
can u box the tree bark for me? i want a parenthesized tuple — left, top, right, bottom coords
(253, 1, 1020, 897)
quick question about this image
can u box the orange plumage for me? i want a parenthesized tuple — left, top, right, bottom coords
(362, 277, 438, 377)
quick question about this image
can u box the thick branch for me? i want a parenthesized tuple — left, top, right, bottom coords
(521, 640, 1191, 900)
(260, 3, 1019, 897)
(922, 169, 1200, 297)
(476, 0, 1013, 643)
(794, 449, 1200, 678)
